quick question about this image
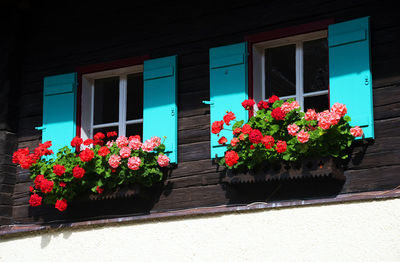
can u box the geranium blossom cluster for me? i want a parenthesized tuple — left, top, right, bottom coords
(213, 96, 361, 169)
(13, 132, 170, 212)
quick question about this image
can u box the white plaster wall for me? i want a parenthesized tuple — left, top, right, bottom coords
(1, 198, 399, 262)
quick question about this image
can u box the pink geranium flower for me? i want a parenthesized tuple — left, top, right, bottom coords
(297, 129, 310, 143)
(287, 123, 300, 136)
(127, 156, 141, 170)
(108, 154, 121, 168)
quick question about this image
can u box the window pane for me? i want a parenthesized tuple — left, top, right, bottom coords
(126, 124, 143, 138)
(93, 126, 119, 143)
(265, 44, 296, 98)
(127, 73, 143, 121)
(93, 77, 119, 125)
(303, 38, 328, 93)
(304, 94, 329, 112)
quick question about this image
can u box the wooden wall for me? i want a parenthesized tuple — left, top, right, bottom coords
(5, 0, 400, 224)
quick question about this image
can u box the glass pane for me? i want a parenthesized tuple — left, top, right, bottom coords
(93, 77, 119, 125)
(93, 126, 119, 143)
(304, 94, 329, 112)
(127, 73, 143, 121)
(303, 38, 329, 93)
(126, 124, 143, 138)
(265, 44, 296, 98)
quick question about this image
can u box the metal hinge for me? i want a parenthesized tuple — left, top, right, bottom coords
(202, 100, 214, 105)
(35, 126, 46, 131)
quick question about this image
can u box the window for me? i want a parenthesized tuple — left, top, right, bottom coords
(252, 31, 329, 112)
(80, 65, 144, 141)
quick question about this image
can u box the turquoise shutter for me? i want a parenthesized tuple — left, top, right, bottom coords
(329, 17, 374, 139)
(143, 55, 178, 163)
(39, 73, 77, 154)
(209, 42, 248, 158)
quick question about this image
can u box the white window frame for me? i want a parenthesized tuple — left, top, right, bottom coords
(81, 65, 143, 140)
(252, 30, 328, 109)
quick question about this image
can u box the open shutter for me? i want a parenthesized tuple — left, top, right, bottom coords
(143, 55, 178, 163)
(329, 17, 374, 139)
(38, 73, 77, 154)
(209, 42, 248, 158)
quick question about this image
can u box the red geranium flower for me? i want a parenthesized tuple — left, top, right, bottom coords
(40, 179, 54, 194)
(261, 135, 275, 149)
(12, 148, 29, 164)
(233, 128, 241, 136)
(223, 111, 236, 126)
(241, 99, 255, 110)
(83, 139, 94, 146)
(94, 132, 105, 141)
(79, 148, 94, 162)
(98, 146, 110, 157)
(73, 165, 85, 179)
(241, 124, 252, 134)
(21, 154, 38, 169)
(59, 182, 67, 188)
(34, 175, 45, 189)
(257, 100, 269, 110)
(93, 139, 104, 146)
(211, 120, 224, 134)
(268, 95, 280, 104)
(33, 142, 53, 158)
(107, 131, 118, 137)
(249, 129, 263, 144)
(29, 194, 42, 207)
(96, 186, 104, 194)
(275, 140, 287, 153)
(218, 137, 228, 144)
(71, 137, 83, 147)
(53, 164, 66, 176)
(230, 137, 239, 147)
(55, 199, 68, 212)
(225, 151, 239, 167)
(129, 135, 141, 141)
(271, 107, 286, 120)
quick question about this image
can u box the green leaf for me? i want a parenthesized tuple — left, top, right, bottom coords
(156, 144, 166, 153)
(232, 120, 244, 130)
(270, 124, 280, 134)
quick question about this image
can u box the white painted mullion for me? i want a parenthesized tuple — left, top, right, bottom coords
(303, 90, 329, 97)
(93, 122, 119, 129)
(296, 42, 304, 108)
(280, 95, 297, 100)
(119, 75, 127, 137)
(126, 119, 143, 125)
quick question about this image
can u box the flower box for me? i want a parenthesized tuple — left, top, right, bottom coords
(212, 96, 363, 177)
(76, 184, 142, 201)
(13, 132, 171, 212)
(222, 157, 345, 184)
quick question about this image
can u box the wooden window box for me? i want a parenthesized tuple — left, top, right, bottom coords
(222, 157, 345, 184)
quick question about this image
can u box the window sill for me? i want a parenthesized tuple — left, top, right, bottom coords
(1, 188, 399, 238)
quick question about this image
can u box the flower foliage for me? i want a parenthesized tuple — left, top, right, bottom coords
(214, 97, 363, 170)
(12, 133, 170, 211)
